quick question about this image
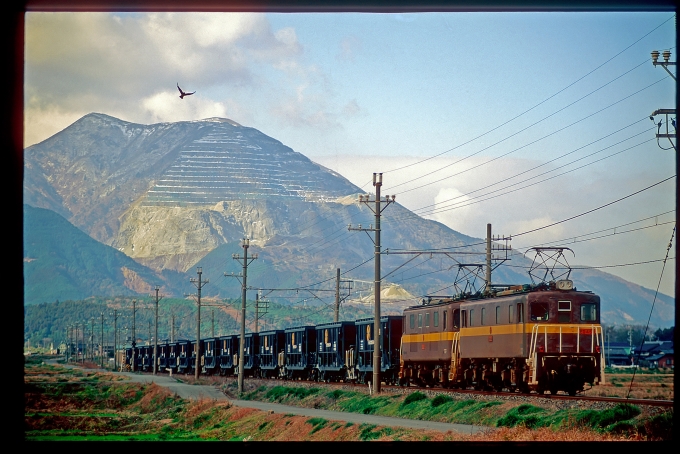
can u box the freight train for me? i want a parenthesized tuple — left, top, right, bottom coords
(123, 278, 605, 396)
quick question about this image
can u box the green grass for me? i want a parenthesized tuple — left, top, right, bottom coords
(306, 417, 328, 434)
(402, 391, 427, 406)
(264, 386, 321, 401)
(576, 404, 641, 431)
(431, 394, 453, 407)
(27, 432, 206, 441)
(497, 404, 547, 429)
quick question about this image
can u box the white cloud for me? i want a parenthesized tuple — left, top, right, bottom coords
(432, 187, 477, 236)
(141, 91, 228, 124)
(24, 12, 308, 146)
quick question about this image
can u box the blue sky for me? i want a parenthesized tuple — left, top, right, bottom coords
(24, 11, 676, 297)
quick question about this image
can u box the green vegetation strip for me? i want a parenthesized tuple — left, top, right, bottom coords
(240, 383, 672, 438)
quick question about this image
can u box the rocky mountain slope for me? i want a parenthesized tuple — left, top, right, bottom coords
(23, 204, 188, 304)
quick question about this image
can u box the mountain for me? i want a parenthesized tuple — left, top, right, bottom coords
(23, 204, 188, 305)
(23, 113, 674, 327)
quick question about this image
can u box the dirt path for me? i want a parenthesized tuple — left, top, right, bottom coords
(119, 371, 491, 435)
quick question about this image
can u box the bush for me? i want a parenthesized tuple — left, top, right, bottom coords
(327, 389, 344, 399)
(265, 386, 319, 401)
(576, 404, 641, 430)
(402, 391, 427, 406)
(497, 404, 546, 428)
(431, 394, 453, 408)
(636, 412, 673, 440)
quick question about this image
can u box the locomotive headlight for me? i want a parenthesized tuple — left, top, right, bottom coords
(556, 279, 573, 291)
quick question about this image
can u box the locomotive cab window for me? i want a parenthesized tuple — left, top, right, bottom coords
(470, 309, 474, 327)
(558, 300, 571, 322)
(461, 310, 467, 328)
(517, 303, 524, 323)
(509, 305, 514, 324)
(443, 310, 447, 331)
(453, 309, 460, 329)
(410, 314, 415, 330)
(433, 311, 439, 327)
(481, 308, 485, 325)
(425, 313, 430, 327)
(530, 302, 549, 321)
(496, 306, 501, 324)
(581, 303, 598, 322)
(418, 313, 422, 328)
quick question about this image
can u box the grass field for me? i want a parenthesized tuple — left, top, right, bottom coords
(24, 357, 673, 441)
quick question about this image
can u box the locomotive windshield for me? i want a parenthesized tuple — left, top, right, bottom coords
(580, 303, 598, 322)
(530, 302, 549, 321)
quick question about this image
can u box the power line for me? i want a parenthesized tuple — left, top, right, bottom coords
(409, 118, 652, 215)
(395, 75, 669, 195)
(510, 175, 676, 239)
(415, 136, 655, 218)
(499, 257, 675, 271)
(381, 14, 675, 177)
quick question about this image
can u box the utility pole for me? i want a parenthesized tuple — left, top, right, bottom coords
(348, 172, 395, 394)
(171, 313, 176, 343)
(90, 317, 95, 362)
(230, 238, 258, 394)
(111, 309, 119, 371)
(100, 313, 105, 368)
(333, 268, 353, 322)
(485, 224, 492, 295)
(190, 267, 209, 380)
(131, 299, 137, 371)
(153, 285, 162, 375)
(335, 268, 340, 322)
(255, 292, 259, 333)
(649, 50, 676, 151)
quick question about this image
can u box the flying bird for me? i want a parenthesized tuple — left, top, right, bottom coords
(177, 83, 196, 99)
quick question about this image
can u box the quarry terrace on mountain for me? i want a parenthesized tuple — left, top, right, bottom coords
(23, 113, 674, 328)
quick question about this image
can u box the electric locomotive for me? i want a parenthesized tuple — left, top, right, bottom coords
(399, 279, 605, 395)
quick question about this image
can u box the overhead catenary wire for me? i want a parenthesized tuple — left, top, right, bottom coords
(393, 74, 670, 196)
(627, 225, 675, 399)
(408, 118, 654, 215)
(510, 175, 676, 239)
(412, 136, 657, 218)
(381, 14, 675, 176)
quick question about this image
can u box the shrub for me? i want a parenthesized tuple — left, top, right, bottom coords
(497, 404, 546, 428)
(431, 394, 453, 408)
(307, 418, 328, 434)
(327, 389, 344, 399)
(402, 391, 427, 406)
(576, 404, 641, 430)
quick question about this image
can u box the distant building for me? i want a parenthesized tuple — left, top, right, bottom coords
(605, 342, 633, 366)
(636, 341, 674, 369)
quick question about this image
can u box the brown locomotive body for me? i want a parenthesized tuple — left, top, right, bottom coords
(399, 280, 605, 395)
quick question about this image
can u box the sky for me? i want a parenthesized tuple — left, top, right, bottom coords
(24, 11, 676, 297)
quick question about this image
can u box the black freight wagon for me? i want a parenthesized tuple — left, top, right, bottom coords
(283, 325, 317, 380)
(355, 315, 403, 385)
(315, 321, 356, 382)
(258, 330, 285, 378)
